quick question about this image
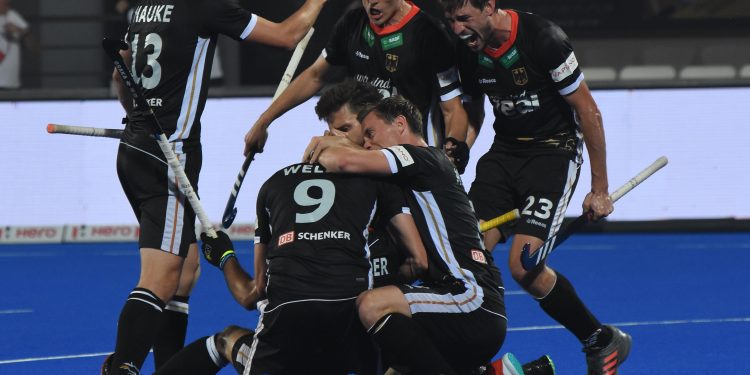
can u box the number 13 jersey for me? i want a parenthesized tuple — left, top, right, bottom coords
(124, 0, 256, 149)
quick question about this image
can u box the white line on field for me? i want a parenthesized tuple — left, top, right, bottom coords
(3, 317, 748, 365)
(508, 316, 750, 332)
(0, 352, 110, 365)
(0, 309, 32, 315)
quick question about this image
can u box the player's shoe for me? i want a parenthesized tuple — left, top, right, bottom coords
(100, 353, 113, 375)
(500, 353, 525, 375)
(522, 354, 556, 375)
(477, 352, 524, 375)
(583, 325, 632, 374)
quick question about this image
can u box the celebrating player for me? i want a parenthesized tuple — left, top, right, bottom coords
(103, 0, 327, 374)
(154, 159, 428, 374)
(315, 80, 555, 375)
(304, 96, 506, 374)
(245, 0, 473, 173)
(441, 1, 631, 373)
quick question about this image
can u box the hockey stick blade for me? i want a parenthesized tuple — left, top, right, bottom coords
(521, 156, 668, 270)
(222, 149, 257, 229)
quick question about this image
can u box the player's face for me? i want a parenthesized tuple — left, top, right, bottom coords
(362, 0, 405, 27)
(361, 112, 400, 150)
(446, 2, 493, 51)
(326, 105, 365, 146)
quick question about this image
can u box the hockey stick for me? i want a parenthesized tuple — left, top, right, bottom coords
(222, 27, 315, 229)
(480, 209, 520, 233)
(520, 156, 668, 270)
(102, 38, 217, 238)
(47, 124, 124, 139)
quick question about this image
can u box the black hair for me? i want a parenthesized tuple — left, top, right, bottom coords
(440, 0, 490, 14)
(357, 95, 423, 137)
(315, 79, 383, 123)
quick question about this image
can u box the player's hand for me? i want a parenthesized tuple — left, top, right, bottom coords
(443, 137, 470, 174)
(398, 256, 427, 283)
(303, 135, 353, 163)
(244, 120, 270, 156)
(582, 191, 614, 221)
(200, 231, 237, 270)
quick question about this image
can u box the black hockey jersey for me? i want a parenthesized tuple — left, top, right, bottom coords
(254, 163, 405, 299)
(124, 0, 255, 149)
(325, 4, 462, 133)
(379, 145, 505, 312)
(458, 10, 584, 158)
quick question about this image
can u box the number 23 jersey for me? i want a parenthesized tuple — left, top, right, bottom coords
(125, 0, 255, 148)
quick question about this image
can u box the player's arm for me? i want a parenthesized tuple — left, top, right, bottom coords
(440, 96, 469, 143)
(563, 81, 612, 220)
(200, 232, 260, 310)
(388, 212, 428, 282)
(222, 255, 261, 310)
(242, 0, 326, 49)
(252, 242, 268, 301)
(303, 136, 392, 174)
(244, 56, 335, 155)
(463, 94, 485, 147)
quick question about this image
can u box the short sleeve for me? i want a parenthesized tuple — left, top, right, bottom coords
(254, 186, 271, 245)
(380, 144, 441, 177)
(200, 0, 256, 41)
(533, 24, 583, 96)
(9, 10, 29, 30)
(420, 22, 462, 102)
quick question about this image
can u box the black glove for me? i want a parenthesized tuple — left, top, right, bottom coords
(200, 231, 236, 270)
(444, 137, 470, 174)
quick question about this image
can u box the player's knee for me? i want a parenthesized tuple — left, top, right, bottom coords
(357, 290, 385, 328)
(509, 261, 544, 289)
(216, 325, 253, 360)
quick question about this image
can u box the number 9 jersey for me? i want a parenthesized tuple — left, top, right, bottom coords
(124, 0, 256, 150)
(254, 163, 408, 300)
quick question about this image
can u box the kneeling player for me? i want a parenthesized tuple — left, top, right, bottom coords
(156, 157, 428, 374)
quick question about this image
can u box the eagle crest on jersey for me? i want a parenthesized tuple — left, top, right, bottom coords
(512, 67, 528, 86)
(385, 53, 399, 72)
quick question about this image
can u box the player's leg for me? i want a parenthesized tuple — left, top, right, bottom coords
(153, 325, 256, 374)
(468, 151, 516, 252)
(400, 284, 507, 374)
(154, 242, 201, 368)
(106, 248, 183, 375)
(106, 143, 198, 375)
(510, 154, 630, 374)
(357, 286, 459, 374)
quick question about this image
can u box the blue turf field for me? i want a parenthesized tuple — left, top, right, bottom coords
(1, 233, 749, 374)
